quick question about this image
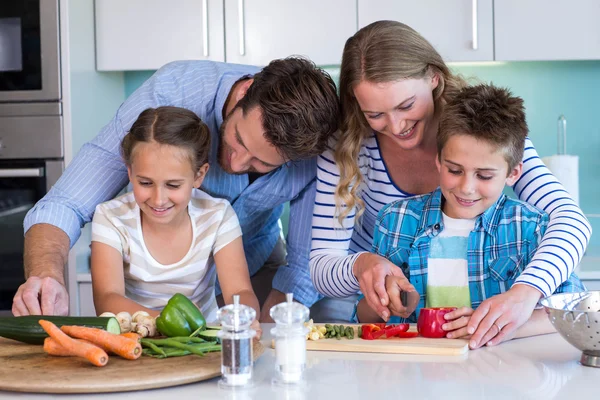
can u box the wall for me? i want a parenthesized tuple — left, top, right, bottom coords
(124, 61, 600, 256)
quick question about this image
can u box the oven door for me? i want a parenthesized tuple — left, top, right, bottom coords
(0, 0, 60, 102)
(0, 159, 62, 314)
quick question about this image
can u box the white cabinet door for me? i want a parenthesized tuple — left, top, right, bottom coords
(495, 0, 600, 61)
(224, 0, 356, 66)
(95, 0, 225, 71)
(358, 0, 493, 62)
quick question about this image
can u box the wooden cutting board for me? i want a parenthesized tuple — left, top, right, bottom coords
(0, 337, 264, 393)
(278, 326, 468, 356)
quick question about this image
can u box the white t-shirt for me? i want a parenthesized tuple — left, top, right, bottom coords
(91, 189, 242, 323)
(426, 213, 474, 308)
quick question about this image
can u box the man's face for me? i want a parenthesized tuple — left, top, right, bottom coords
(218, 106, 286, 175)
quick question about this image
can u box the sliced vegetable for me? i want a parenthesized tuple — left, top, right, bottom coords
(382, 323, 410, 338)
(156, 293, 206, 337)
(361, 323, 416, 340)
(0, 316, 120, 345)
(39, 320, 109, 367)
(60, 325, 142, 360)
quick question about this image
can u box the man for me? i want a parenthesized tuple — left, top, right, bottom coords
(13, 57, 341, 322)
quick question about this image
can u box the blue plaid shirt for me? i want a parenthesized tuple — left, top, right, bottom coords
(372, 188, 584, 323)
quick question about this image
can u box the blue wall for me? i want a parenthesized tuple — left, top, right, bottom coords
(124, 61, 600, 255)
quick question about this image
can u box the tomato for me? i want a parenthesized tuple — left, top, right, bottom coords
(417, 307, 456, 338)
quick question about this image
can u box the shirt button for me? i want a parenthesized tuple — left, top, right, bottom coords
(434, 223, 440, 230)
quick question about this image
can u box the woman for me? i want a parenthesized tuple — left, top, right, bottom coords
(309, 20, 590, 348)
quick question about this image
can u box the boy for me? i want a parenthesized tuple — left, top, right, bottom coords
(357, 84, 584, 344)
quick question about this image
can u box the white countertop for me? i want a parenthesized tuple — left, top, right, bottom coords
(1, 324, 598, 400)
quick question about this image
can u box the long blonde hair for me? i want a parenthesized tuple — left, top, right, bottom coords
(336, 20, 466, 224)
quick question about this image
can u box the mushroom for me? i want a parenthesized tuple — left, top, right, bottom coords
(134, 316, 157, 337)
(116, 311, 133, 333)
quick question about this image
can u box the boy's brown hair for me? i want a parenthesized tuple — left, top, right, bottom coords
(235, 56, 340, 162)
(438, 84, 528, 172)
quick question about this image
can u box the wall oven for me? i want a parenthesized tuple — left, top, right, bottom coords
(0, 0, 63, 315)
(0, 0, 60, 102)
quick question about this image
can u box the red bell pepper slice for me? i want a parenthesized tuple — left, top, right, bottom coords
(395, 331, 419, 338)
(383, 323, 410, 338)
(361, 324, 383, 340)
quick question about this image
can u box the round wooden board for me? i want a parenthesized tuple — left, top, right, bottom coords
(0, 337, 264, 393)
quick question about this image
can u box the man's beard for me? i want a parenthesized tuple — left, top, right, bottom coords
(217, 117, 254, 175)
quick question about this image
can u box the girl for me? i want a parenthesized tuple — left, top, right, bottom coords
(91, 106, 261, 335)
(309, 20, 590, 348)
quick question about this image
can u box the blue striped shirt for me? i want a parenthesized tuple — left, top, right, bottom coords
(24, 60, 321, 306)
(373, 188, 585, 323)
(310, 133, 591, 299)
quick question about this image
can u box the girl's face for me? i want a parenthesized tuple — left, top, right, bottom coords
(353, 76, 438, 150)
(127, 141, 207, 226)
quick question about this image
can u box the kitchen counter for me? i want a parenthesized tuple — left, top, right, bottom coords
(1, 324, 597, 400)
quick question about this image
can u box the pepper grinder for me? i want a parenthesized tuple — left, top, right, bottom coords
(217, 295, 256, 388)
(270, 293, 310, 384)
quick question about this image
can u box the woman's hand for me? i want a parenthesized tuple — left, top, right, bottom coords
(251, 319, 262, 340)
(442, 306, 475, 339)
(353, 253, 414, 321)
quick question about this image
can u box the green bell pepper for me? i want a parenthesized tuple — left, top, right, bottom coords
(156, 293, 206, 337)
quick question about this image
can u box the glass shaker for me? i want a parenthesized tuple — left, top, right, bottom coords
(270, 293, 310, 384)
(217, 295, 256, 387)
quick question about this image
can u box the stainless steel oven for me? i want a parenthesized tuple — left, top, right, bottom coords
(0, 0, 60, 102)
(0, 103, 63, 315)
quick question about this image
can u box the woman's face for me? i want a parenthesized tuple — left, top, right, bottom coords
(353, 76, 438, 150)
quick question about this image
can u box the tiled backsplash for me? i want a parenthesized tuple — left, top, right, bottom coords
(124, 60, 600, 256)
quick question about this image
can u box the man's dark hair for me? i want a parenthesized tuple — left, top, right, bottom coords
(438, 84, 528, 171)
(236, 57, 340, 161)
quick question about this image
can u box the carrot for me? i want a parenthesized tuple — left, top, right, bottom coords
(61, 325, 142, 360)
(120, 332, 141, 342)
(38, 320, 108, 367)
(43, 337, 95, 356)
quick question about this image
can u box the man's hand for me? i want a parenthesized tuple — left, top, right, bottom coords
(467, 284, 542, 349)
(384, 275, 418, 318)
(12, 276, 69, 316)
(259, 289, 287, 323)
(353, 253, 409, 321)
(442, 306, 474, 339)
(14, 224, 71, 316)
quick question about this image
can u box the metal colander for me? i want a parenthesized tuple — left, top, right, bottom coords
(540, 291, 600, 367)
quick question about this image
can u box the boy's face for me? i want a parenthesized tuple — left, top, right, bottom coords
(436, 135, 522, 220)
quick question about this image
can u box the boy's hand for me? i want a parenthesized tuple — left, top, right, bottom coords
(467, 285, 541, 349)
(251, 319, 262, 340)
(442, 307, 474, 339)
(353, 253, 409, 321)
(384, 275, 418, 318)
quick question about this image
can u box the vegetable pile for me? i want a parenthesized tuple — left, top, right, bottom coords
(360, 323, 418, 340)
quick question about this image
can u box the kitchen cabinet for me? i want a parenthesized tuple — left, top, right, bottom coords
(224, 0, 356, 66)
(95, 0, 225, 71)
(495, 0, 600, 61)
(358, 0, 494, 62)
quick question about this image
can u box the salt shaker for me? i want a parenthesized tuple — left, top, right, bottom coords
(270, 293, 310, 384)
(217, 295, 256, 387)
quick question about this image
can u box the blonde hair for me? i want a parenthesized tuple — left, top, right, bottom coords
(336, 20, 467, 224)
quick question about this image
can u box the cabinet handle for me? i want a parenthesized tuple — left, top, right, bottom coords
(203, 0, 209, 57)
(471, 0, 478, 50)
(0, 168, 44, 178)
(238, 0, 245, 55)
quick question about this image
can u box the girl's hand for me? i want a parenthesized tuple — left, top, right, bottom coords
(442, 307, 475, 339)
(251, 319, 262, 340)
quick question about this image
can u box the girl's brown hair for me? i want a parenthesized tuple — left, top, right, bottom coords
(336, 20, 467, 223)
(121, 106, 210, 172)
